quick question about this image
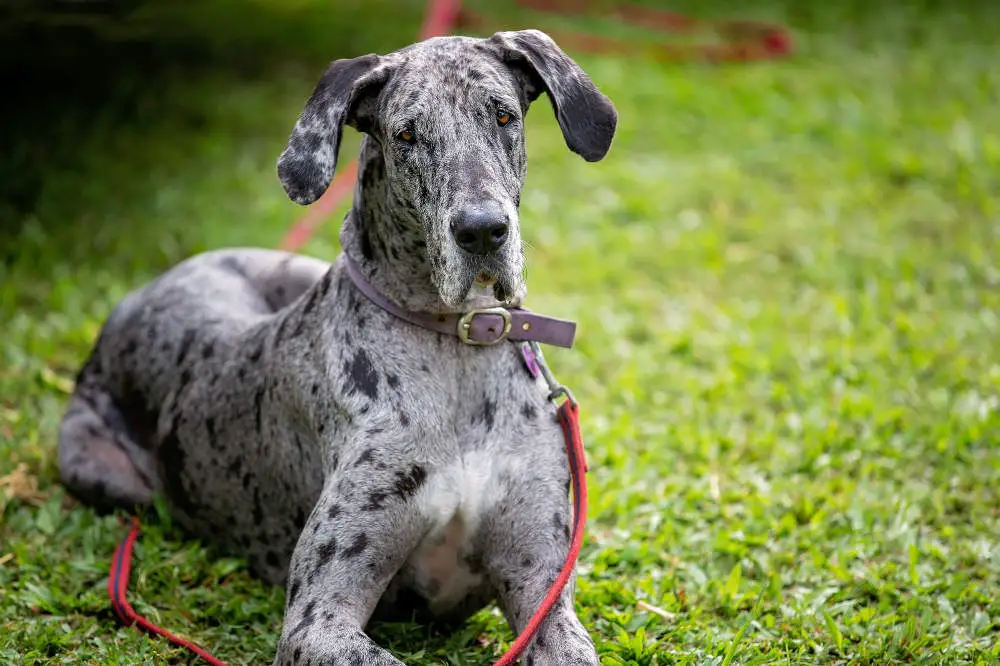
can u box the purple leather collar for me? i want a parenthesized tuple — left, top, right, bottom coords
(342, 257, 577, 348)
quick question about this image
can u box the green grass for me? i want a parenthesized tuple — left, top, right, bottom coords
(2, 0, 1000, 663)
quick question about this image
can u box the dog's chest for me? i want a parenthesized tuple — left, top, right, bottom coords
(404, 449, 506, 612)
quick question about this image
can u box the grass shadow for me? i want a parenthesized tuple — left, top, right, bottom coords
(0, 0, 424, 268)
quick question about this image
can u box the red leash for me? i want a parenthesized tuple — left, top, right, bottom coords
(108, 516, 229, 666)
(109, 399, 588, 665)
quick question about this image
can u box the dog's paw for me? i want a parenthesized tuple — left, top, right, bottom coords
(272, 627, 405, 666)
(526, 614, 600, 666)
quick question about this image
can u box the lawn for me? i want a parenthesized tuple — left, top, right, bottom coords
(2, 0, 999, 664)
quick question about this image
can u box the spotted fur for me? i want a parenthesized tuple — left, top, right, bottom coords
(57, 30, 616, 666)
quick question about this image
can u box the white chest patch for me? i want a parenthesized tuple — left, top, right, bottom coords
(408, 450, 505, 613)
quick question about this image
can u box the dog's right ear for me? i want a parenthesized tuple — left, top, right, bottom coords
(277, 54, 392, 205)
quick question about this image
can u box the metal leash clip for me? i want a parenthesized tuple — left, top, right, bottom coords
(526, 341, 578, 407)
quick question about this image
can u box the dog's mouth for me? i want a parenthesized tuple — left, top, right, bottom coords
(434, 240, 525, 308)
(440, 262, 521, 308)
(477, 270, 514, 303)
(474, 270, 497, 287)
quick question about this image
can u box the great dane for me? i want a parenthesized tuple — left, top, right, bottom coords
(57, 29, 617, 665)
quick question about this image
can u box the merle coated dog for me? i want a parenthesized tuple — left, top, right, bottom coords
(58, 29, 617, 665)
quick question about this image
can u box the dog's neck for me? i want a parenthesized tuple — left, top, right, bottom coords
(339, 137, 506, 314)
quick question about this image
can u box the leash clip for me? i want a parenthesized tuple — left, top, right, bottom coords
(547, 384, 578, 408)
(522, 341, 578, 408)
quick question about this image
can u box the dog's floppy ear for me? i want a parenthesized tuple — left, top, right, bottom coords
(488, 29, 617, 162)
(277, 54, 393, 205)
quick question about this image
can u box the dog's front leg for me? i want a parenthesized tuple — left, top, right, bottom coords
(480, 432, 599, 666)
(271, 439, 430, 666)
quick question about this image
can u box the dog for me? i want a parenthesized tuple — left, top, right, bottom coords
(57, 29, 616, 665)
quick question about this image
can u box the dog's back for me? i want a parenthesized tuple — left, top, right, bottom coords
(57, 249, 330, 541)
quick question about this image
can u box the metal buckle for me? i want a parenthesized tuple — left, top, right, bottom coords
(457, 307, 513, 346)
(548, 384, 578, 408)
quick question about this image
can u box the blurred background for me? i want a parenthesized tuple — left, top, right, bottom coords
(1, 0, 998, 663)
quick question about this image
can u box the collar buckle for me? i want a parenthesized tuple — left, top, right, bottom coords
(457, 307, 513, 346)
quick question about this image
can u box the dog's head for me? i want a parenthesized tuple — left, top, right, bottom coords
(277, 30, 617, 308)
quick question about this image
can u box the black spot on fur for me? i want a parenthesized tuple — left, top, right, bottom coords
(288, 577, 302, 605)
(479, 398, 496, 430)
(274, 313, 291, 343)
(175, 329, 196, 365)
(319, 269, 333, 297)
(289, 600, 316, 638)
(311, 381, 320, 395)
(393, 465, 427, 501)
(327, 503, 342, 520)
(201, 342, 215, 359)
(293, 647, 301, 661)
(354, 449, 376, 467)
(289, 313, 308, 340)
(386, 373, 400, 389)
(302, 286, 321, 317)
(253, 387, 265, 432)
(522, 402, 537, 420)
(317, 536, 337, 565)
(253, 487, 264, 525)
(345, 349, 379, 400)
(363, 491, 388, 511)
(248, 338, 265, 363)
(341, 533, 368, 559)
(221, 255, 248, 278)
(123, 339, 138, 355)
(205, 416, 219, 449)
(361, 227, 375, 261)
(465, 553, 485, 574)
(159, 432, 197, 515)
(399, 412, 410, 427)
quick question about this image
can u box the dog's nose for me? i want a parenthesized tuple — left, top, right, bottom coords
(450, 205, 509, 255)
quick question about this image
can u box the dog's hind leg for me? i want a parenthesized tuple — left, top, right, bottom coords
(58, 357, 158, 512)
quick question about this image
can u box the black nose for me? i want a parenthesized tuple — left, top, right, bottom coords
(450, 205, 509, 255)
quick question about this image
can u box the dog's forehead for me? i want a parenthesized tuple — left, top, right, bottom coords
(382, 37, 516, 110)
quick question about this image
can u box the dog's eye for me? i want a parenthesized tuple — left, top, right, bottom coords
(398, 128, 415, 144)
(496, 111, 512, 126)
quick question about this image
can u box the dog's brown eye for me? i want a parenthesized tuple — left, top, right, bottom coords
(398, 129, 415, 143)
(497, 111, 511, 126)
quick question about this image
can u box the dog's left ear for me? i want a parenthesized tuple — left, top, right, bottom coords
(487, 29, 617, 162)
(277, 54, 395, 205)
